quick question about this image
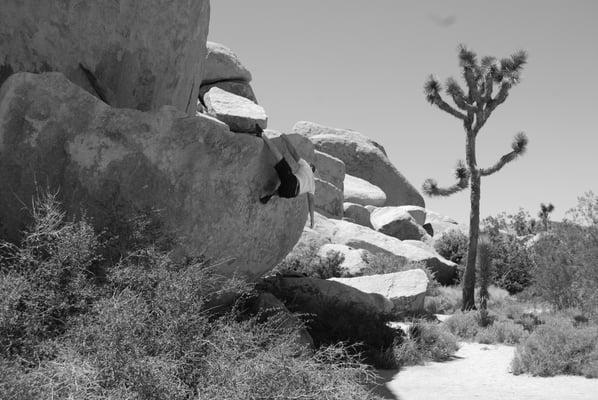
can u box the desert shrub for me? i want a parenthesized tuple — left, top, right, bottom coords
(512, 318, 598, 378)
(273, 242, 346, 279)
(434, 229, 468, 266)
(0, 192, 101, 362)
(476, 319, 528, 344)
(443, 311, 482, 339)
(394, 321, 459, 367)
(486, 232, 533, 294)
(424, 285, 462, 314)
(197, 317, 382, 400)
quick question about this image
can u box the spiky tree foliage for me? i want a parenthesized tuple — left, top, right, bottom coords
(422, 45, 529, 310)
(538, 203, 555, 231)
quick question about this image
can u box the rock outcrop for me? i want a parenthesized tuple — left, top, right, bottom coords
(344, 174, 387, 207)
(0, 72, 312, 280)
(293, 121, 424, 207)
(263, 276, 394, 316)
(0, 0, 210, 113)
(370, 207, 431, 242)
(311, 214, 457, 284)
(314, 151, 345, 190)
(202, 41, 252, 85)
(199, 80, 257, 103)
(329, 269, 428, 314)
(203, 87, 267, 133)
(394, 205, 427, 226)
(426, 209, 468, 238)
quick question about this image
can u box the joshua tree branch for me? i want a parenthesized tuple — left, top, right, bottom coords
(480, 132, 528, 176)
(423, 160, 470, 197)
(486, 82, 510, 116)
(433, 96, 468, 120)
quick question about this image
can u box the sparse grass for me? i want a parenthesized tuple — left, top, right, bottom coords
(424, 285, 512, 315)
(443, 310, 528, 345)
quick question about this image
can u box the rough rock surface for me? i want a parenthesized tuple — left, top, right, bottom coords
(203, 87, 267, 133)
(329, 269, 428, 314)
(0, 72, 312, 280)
(395, 205, 427, 226)
(0, 0, 209, 113)
(263, 276, 394, 316)
(344, 174, 387, 207)
(370, 207, 430, 242)
(312, 214, 457, 285)
(314, 150, 345, 190)
(343, 202, 373, 228)
(315, 178, 343, 219)
(199, 80, 257, 103)
(293, 121, 424, 207)
(203, 41, 252, 85)
(317, 243, 370, 276)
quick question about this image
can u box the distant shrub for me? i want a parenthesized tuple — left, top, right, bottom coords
(273, 242, 346, 279)
(476, 319, 528, 345)
(424, 285, 462, 314)
(434, 229, 468, 267)
(393, 321, 459, 366)
(443, 311, 482, 339)
(512, 319, 598, 378)
(486, 232, 533, 294)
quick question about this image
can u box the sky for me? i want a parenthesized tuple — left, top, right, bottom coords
(209, 0, 598, 224)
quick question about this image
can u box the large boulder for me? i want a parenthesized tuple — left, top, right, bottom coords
(312, 214, 457, 284)
(199, 80, 257, 104)
(0, 0, 209, 113)
(203, 87, 267, 133)
(317, 243, 370, 276)
(370, 207, 431, 242)
(344, 174, 386, 207)
(343, 202, 372, 228)
(329, 269, 428, 314)
(202, 41, 252, 85)
(0, 72, 313, 280)
(293, 121, 424, 207)
(314, 150, 345, 190)
(314, 178, 343, 219)
(262, 275, 394, 316)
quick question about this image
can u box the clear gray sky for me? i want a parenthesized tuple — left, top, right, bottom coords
(209, 1, 598, 224)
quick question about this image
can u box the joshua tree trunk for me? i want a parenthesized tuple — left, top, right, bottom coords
(463, 171, 480, 310)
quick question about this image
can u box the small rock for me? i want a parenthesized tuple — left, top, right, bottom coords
(199, 80, 257, 103)
(370, 207, 430, 241)
(343, 202, 372, 228)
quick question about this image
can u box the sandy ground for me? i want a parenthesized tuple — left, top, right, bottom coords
(377, 342, 598, 400)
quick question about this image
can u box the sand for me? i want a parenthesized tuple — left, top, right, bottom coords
(382, 342, 598, 400)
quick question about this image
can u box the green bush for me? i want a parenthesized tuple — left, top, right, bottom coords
(512, 319, 598, 378)
(476, 319, 528, 345)
(394, 321, 459, 367)
(443, 310, 529, 344)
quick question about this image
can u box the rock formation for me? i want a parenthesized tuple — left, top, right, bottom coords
(344, 174, 387, 207)
(329, 269, 428, 314)
(0, 0, 210, 113)
(293, 121, 424, 207)
(0, 72, 311, 280)
(203, 87, 267, 133)
(370, 207, 431, 242)
(343, 202, 373, 228)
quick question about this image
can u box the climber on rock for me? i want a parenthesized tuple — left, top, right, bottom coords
(257, 126, 316, 228)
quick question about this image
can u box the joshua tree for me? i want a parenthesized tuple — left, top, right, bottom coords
(538, 203, 555, 231)
(422, 45, 529, 310)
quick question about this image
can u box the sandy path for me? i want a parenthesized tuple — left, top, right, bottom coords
(384, 342, 598, 400)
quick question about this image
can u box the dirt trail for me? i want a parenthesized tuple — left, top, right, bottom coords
(383, 342, 598, 400)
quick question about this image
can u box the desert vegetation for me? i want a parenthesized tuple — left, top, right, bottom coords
(0, 193, 388, 400)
